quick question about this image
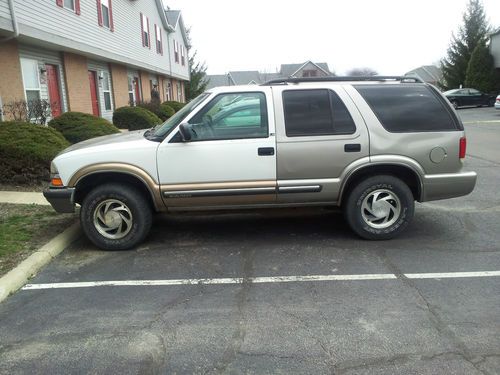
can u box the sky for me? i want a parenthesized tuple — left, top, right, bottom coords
(164, 0, 500, 76)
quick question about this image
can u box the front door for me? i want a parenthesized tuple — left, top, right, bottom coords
(88, 71, 99, 116)
(157, 89, 277, 208)
(46, 64, 62, 117)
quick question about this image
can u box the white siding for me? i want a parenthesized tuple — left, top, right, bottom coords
(18, 44, 68, 115)
(13, 0, 171, 75)
(0, 0, 12, 23)
(168, 27, 189, 80)
(88, 60, 114, 121)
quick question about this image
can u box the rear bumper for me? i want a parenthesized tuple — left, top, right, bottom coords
(421, 171, 477, 202)
(43, 187, 76, 213)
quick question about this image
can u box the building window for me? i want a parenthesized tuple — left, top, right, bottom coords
(101, 71, 112, 111)
(166, 81, 172, 101)
(174, 41, 179, 63)
(155, 25, 163, 55)
(176, 82, 182, 102)
(181, 45, 185, 66)
(302, 70, 318, 77)
(20, 58, 41, 104)
(141, 13, 150, 48)
(128, 76, 135, 105)
(64, 0, 74, 10)
(57, 0, 80, 14)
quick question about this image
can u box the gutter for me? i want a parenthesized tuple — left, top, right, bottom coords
(0, 0, 19, 43)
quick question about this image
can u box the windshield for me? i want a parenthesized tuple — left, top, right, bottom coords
(150, 93, 210, 137)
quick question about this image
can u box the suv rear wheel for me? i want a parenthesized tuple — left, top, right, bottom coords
(344, 175, 414, 240)
(80, 183, 152, 250)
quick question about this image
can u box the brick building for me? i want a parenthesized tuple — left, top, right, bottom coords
(0, 0, 189, 121)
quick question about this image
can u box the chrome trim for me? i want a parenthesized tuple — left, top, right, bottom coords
(164, 187, 276, 198)
(278, 178, 339, 186)
(278, 185, 322, 194)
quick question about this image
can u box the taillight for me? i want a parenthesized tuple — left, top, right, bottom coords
(459, 137, 466, 159)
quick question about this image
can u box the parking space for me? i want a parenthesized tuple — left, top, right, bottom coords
(0, 108, 499, 374)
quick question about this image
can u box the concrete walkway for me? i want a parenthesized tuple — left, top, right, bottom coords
(0, 191, 49, 206)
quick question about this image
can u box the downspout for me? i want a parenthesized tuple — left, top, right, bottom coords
(0, 0, 19, 43)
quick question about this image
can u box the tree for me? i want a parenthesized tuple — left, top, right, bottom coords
(346, 67, 378, 76)
(441, 0, 490, 89)
(185, 51, 208, 100)
(465, 42, 497, 92)
(184, 27, 208, 101)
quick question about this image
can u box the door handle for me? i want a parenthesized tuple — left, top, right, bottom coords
(258, 147, 275, 156)
(344, 144, 361, 152)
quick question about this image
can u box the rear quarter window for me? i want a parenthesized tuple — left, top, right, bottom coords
(355, 85, 460, 132)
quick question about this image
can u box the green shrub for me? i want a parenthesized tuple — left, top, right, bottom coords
(137, 101, 175, 121)
(113, 106, 162, 130)
(0, 121, 69, 183)
(159, 103, 175, 119)
(48, 112, 120, 144)
(162, 101, 185, 112)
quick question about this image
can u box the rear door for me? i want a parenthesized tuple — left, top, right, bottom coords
(157, 88, 277, 208)
(273, 85, 369, 203)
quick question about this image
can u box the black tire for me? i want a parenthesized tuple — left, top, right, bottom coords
(80, 183, 152, 250)
(488, 98, 495, 107)
(451, 100, 459, 109)
(344, 175, 414, 240)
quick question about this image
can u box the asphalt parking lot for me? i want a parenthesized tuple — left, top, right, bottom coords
(0, 108, 499, 374)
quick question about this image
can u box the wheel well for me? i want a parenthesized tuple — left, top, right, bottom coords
(74, 172, 156, 209)
(340, 164, 422, 204)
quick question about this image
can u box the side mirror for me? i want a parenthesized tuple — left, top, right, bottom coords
(178, 123, 192, 142)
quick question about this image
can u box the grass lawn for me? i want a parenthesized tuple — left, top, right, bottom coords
(0, 204, 75, 277)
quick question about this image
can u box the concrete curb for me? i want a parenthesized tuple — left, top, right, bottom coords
(0, 222, 82, 303)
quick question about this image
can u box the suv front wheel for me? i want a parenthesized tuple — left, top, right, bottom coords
(80, 183, 152, 250)
(344, 175, 414, 240)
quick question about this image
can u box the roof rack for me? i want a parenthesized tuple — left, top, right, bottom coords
(261, 76, 423, 85)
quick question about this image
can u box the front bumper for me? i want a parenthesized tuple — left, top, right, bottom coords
(43, 187, 76, 213)
(421, 171, 477, 202)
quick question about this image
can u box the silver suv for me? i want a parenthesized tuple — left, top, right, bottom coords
(44, 76, 477, 250)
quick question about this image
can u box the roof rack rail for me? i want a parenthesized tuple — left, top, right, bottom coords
(261, 76, 423, 85)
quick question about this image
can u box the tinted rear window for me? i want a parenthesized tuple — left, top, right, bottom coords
(355, 85, 459, 132)
(283, 89, 356, 137)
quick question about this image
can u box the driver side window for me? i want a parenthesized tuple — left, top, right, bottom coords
(187, 92, 268, 141)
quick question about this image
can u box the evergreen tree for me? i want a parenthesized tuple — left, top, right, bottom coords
(440, 0, 490, 89)
(465, 43, 496, 92)
(184, 27, 208, 101)
(185, 51, 208, 100)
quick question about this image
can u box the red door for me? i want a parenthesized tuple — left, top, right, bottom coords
(133, 77, 141, 104)
(88, 71, 99, 116)
(46, 64, 62, 117)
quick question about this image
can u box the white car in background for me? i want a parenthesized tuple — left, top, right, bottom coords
(495, 95, 500, 110)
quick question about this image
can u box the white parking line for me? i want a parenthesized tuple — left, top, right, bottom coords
(405, 271, 500, 279)
(21, 271, 500, 290)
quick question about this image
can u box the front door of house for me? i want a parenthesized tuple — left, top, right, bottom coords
(88, 71, 99, 116)
(46, 64, 62, 117)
